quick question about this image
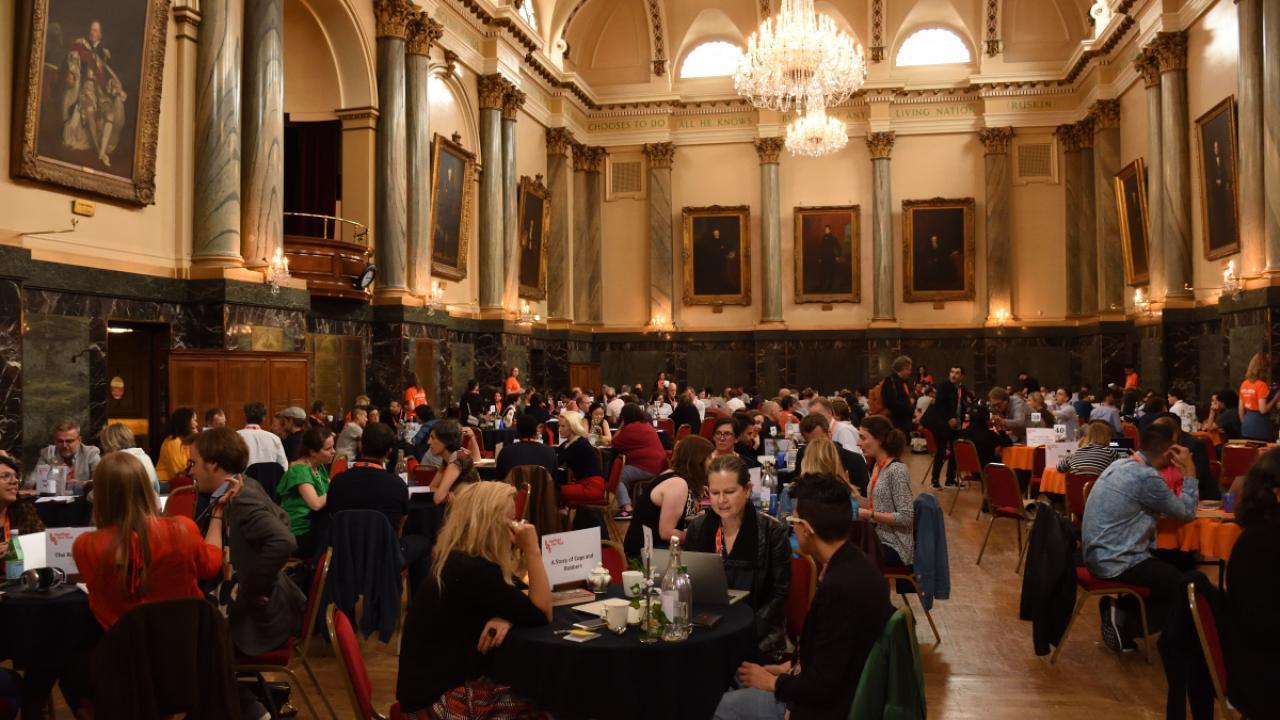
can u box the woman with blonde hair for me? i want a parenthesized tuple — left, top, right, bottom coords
(1240, 352, 1277, 440)
(99, 422, 160, 493)
(396, 482, 551, 716)
(1056, 420, 1120, 475)
(800, 437, 849, 485)
(556, 410, 609, 505)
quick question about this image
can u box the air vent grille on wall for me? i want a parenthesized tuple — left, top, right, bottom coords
(1015, 140, 1057, 184)
(607, 156, 645, 200)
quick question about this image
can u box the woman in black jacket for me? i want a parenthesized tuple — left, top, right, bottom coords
(1225, 447, 1280, 719)
(685, 454, 790, 662)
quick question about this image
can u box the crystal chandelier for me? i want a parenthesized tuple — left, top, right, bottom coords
(785, 86, 847, 157)
(735, 0, 867, 113)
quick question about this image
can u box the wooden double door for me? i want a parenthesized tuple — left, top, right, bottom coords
(169, 350, 310, 429)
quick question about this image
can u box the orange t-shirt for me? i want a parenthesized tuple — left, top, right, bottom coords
(73, 515, 223, 630)
(1124, 373, 1141, 390)
(505, 377, 523, 396)
(1240, 380, 1269, 412)
(403, 387, 427, 412)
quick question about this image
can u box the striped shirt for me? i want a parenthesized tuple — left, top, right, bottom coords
(1056, 443, 1120, 475)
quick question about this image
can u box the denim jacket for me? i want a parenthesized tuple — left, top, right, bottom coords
(1082, 454, 1197, 578)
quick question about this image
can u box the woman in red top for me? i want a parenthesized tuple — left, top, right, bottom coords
(504, 367, 523, 396)
(1240, 353, 1277, 440)
(610, 403, 670, 518)
(72, 453, 223, 629)
(403, 373, 428, 417)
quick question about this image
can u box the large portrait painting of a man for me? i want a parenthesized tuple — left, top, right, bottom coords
(1114, 158, 1150, 286)
(11, 0, 170, 205)
(794, 206, 859, 303)
(682, 206, 751, 305)
(902, 197, 975, 302)
(429, 134, 476, 281)
(517, 175, 549, 299)
(1195, 96, 1240, 260)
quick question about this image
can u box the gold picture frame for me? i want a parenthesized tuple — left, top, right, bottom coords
(10, 0, 171, 205)
(1114, 158, 1150, 286)
(428, 133, 476, 281)
(794, 205, 860, 304)
(682, 205, 751, 306)
(902, 197, 976, 303)
(1194, 96, 1240, 260)
(517, 174, 550, 300)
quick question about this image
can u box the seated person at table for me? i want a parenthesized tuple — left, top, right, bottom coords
(1024, 392, 1055, 430)
(276, 406, 308, 462)
(1199, 389, 1242, 450)
(732, 415, 763, 468)
(1151, 414, 1216, 500)
(334, 407, 366, 460)
(714, 473, 893, 720)
(671, 391, 703, 436)
(396, 482, 552, 716)
(30, 419, 101, 496)
(556, 412, 608, 506)
(958, 405, 1013, 468)
(0, 456, 43, 547)
(807, 398, 862, 456)
(325, 422, 431, 596)
(98, 422, 160, 494)
(1051, 387, 1081, 441)
(857, 416, 915, 568)
(799, 438, 862, 513)
(276, 427, 335, 559)
(612, 402, 669, 489)
(586, 402, 613, 445)
(686, 455, 790, 662)
(1057, 420, 1121, 476)
(1136, 397, 1168, 433)
(796, 414, 869, 495)
(1089, 388, 1124, 436)
(237, 401, 289, 472)
(410, 405, 441, 463)
(624, 435, 713, 558)
(1082, 423, 1197, 653)
(987, 387, 1029, 443)
(427, 420, 482, 503)
(496, 412, 559, 483)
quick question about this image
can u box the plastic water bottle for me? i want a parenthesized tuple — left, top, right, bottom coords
(661, 537, 692, 641)
(4, 536, 24, 581)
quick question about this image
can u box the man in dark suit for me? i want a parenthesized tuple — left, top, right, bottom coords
(796, 414, 869, 495)
(879, 356, 915, 436)
(495, 412, 559, 483)
(922, 366, 969, 489)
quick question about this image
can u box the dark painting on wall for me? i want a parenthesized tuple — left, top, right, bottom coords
(1114, 158, 1150, 286)
(1195, 96, 1240, 260)
(10, 0, 170, 205)
(902, 197, 975, 302)
(517, 174, 549, 299)
(429, 134, 476, 280)
(794, 205, 860, 304)
(682, 205, 751, 305)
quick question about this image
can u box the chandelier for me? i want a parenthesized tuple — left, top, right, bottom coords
(785, 86, 847, 157)
(735, 0, 867, 113)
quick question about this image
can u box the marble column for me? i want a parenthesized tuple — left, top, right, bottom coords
(643, 142, 676, 326)
(1058, 124, 1083, 316)
(1155, 32, 1193, 300)
(240, 0, 282, 269)
(572, 143, 589, 321)
(1091, 100, 1124, 312)
(583, 147, 606, 324)
(1238, 0, 1265, 277)
(1078, 119, 1098, 316)
(867, 132, 896, 321)
(1137, 49, 1165, 300)
(979, 126, 1013, 319)
(546, 129, 575, 321)
(1264, 0, 1280, 272)
(406, 13, 442, 297)
(192, 0, 243, 266)
(756, 138, 785, 323)
(477, 74, 510, 310)
(502, 90, 526, 309)
(373, 0, 413, 298)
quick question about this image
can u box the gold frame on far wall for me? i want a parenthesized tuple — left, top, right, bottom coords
(1194, 96, 1240, 260)
(793, 205, 860, 304)
(902, 197, 976, 303)
(682, 205, 751, 306)
(1114, 158, 1151, 286)
(428, 133, 476, 281)
(516, 174, 550, 300)
(10, 0, 171, 205)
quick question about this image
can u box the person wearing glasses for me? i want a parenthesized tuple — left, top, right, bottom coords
(714, 473, 893, 720)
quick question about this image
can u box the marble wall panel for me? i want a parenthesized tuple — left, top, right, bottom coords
(1138, 330, 1166, 392)
(0, 281, 22, 456)
(225, 304, 307, 352)
(474, 331, 504, 393)
(450, 341, 476, 400)
(22, 314, 92, 468)
(687, 350, 753, 393)
(1197, 333, 1227, 398)
(600, 350, 669, 390)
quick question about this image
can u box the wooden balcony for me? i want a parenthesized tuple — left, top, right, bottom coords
(282, 212, 372, 302)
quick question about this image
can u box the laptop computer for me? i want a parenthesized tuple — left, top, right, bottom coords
(649, 549, 750, 606)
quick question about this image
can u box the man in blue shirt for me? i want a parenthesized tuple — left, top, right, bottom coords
(1089, 387, 1124, 436)
(1082, 423, 1197, 653)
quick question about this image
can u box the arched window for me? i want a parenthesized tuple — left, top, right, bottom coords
(895, 28, 971, 67)
(517, 0, 537, 29)
(679, 41, 744, 79)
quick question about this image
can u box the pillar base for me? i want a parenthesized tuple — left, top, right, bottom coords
(373, 288, 419, 306)
(187, 265, 260, 283)
(544, 317, 574, 330)
(868, 318, 899, 329)
(479, 306, 508, 321)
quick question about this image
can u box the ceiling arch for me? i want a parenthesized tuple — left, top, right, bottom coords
(1001, 0, 1090, 63)
(288, 0, 375, 110)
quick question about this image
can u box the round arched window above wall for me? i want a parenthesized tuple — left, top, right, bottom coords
(680, 41, 745, 79)
(895, 28, 972, 67)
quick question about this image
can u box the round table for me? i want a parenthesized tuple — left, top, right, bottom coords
(1157, 512, 1242, 560)
(0, 584, 99, 671)
(1039, 468, 1068, 495)
(999, 445, 1037, 471)
(32, 498, 93, 528)
(490, 589, 755, 720)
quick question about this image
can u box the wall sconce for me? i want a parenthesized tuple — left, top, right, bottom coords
(992, 308, 1009, 328)
(426, 281, 446, 316)
(1222, 260, 1242, 299)
(516, 299, 541, 326)
(264, 247, 290, 294)
(650, 313, 674, 332)
(1134, 288, 1153, 317)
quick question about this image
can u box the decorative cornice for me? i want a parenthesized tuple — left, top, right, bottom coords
(866, 132, 896, 160)
(1150, 31, 1188, 73)
(574, 145, 606, 172)
(978, 126, 1014, 155)
(546, 127, 576, 155)
(455, 0, 539, 53)
(501, 89, 526, 120)
(1089, 99, 1120, 130)
(374, 0, 413, 39)
(1061, 13, 1135, 85)
(336, 106, 379, 122)
(754, 137, 785, 164)
(1134, 48, 1162, 88)
(643, 142, 676, 169)
(405, 12, 443, 56)
(477, 74, 511, 111)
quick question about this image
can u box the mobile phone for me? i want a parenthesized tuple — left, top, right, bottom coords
(572, 618, 608, 631)
(691, 612, 722, 628)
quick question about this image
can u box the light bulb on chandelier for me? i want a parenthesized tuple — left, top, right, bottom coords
(784, 86, 848, 157)
(735, 0, 867, 114)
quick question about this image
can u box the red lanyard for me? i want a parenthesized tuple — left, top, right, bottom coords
(348, 460, 383, 470)
(2, 515, 10, 543)
(714, 526, 726, 558)
(868, 458, 890, 510)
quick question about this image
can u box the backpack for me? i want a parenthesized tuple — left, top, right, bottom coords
(868, 380, 890, 417)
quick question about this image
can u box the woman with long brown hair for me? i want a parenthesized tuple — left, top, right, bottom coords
(623, 434, 714, 558)
(1239, 353, 1277, 440)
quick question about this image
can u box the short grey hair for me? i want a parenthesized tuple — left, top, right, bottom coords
(891, 356, 913, 373)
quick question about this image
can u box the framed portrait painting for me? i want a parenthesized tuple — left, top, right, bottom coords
(517, 175, 549, 300)
(794, 205, 860, 304)
(902, 197, 975, 303)
(1195, 96, 1240, 260)
(429, 133, 476, 281)
(10, 0, 170, 205)
(1114, 158, 1150, 286)
(682, 206, 751, 306)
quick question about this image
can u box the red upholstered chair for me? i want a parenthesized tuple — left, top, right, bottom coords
(919, 427, 939, 486)
(473, 430, 492, 459)
(674, 424, 693, 444)
(880, 515, 942, 645)
(1187, 584, 1233, 718)
(1122, 422, 1141, 450)
(330, 457, 348, 477)
(947, 439, 984, 518)
(1029, 445, 1047, 500)
(162, 485, 196, 519)
(1065, 472, 1098, 527)
(328, 606, 420, 720)
(513, 487, 529, 521)
(574, 454, 627, 544)
(411, 465, 436, 488)
(975, 463, 1031, 571)
(657, 418, 675, 436)
(787, 553, 817, 645)
(601, 541, 626, 583)
(1049, 566, 1153, 664)
(699, 417, 719, 439)
(1220, 444, 1260, 491)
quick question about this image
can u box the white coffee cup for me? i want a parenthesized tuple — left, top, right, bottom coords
(621, 570, 644, 598)
(603, 598, 630, 632)
(627, 604, 642, 625)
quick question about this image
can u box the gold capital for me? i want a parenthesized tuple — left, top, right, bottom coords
(478, 74, 511, 111)
(754, 137, 785, 164)
(866, 132, 895, 160)
(574, 144, 606, 172)
(643, 142, 676, 169)
(374, 0, 413, 39)
(406, 13, 442, 56)
(1134, 48, 1161, 88)
(501, 89, 527, 120)
(1151, 31, 1188, 73)
(1089, 99, 1120, 130)
(546, 127, 576, 155)
(978, 126, 1014, 155)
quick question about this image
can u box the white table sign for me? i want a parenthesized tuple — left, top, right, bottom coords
(540, 528, 600, 587)
(45, 528, 93, 576)
(1044, 442, 1078, 468)
(1025, 428, 1058, 447)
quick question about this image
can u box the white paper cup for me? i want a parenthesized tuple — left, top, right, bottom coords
(603, 598, 630, 632)
(621, 570, 644, 598)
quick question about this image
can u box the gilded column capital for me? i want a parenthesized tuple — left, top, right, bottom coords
(1055, 123, 1081, 152)
(1089, 99, 1121, 130)
(643, 142, 676, 169)
(477, 74, 511, 111)
(1075, 118, 1094, 149)
(1150, 31, 1188, 73)
(374, 0, 413, 39)
(866, 131, 896, 160)
(754, 137, 785, 164)
(546, 127, 576, 155)
(978, 126, 1014, 155)
(574, 144, 606, 172)
(442, 49, 459, 76)
(501, 89, 526, 120)
(405, 12, 443, 56)
(1134, 48, 1162, 88)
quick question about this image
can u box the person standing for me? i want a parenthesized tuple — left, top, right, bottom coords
(237, 402, 289, 472)
(1239, 353, 1277, 440)
(403, 373, 428, 420)
(504, 367, 523, 397)
(878, 356, 915, 436)
(922, 366, 968, 488)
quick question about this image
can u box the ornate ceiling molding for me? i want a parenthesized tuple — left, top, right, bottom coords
(870, 0, 884, 62)
(984, 0, 1001, 56)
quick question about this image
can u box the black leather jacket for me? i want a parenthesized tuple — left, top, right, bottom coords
(685, 509, 791, 660)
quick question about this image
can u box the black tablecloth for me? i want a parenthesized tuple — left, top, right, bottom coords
(405, 493, 442, 539)
(33, 499, 93, 528)
(490, 587, 754, 720)
(0, 584, 99, 670)
(481, 429, 519, 453)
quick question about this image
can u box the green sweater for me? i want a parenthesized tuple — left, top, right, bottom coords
(849, 608, 926, 720)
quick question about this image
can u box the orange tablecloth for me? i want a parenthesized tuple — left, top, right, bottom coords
(1156, 512, 1242, 560)
(1000, 445, 1037, 471)
(1190, 430, 1221, 447)
(1039, 467, 1067, 494)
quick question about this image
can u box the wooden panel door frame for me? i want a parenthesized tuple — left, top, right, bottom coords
(168, 350, 310, 429)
